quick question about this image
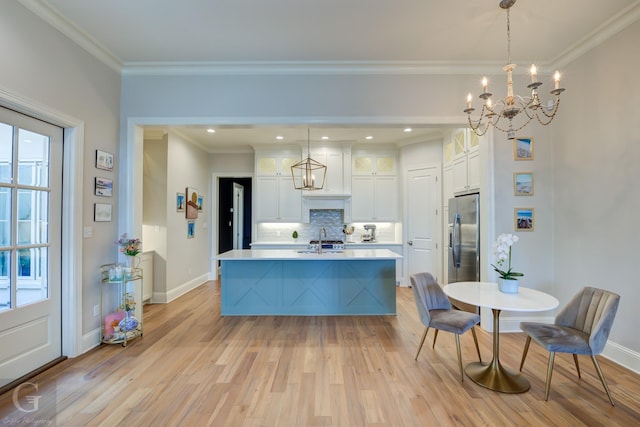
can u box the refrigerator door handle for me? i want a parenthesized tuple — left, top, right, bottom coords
(452, 213, 461, 268)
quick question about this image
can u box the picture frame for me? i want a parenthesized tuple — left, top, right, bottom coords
(197, 195, 203, 211)
(187, 220, 195, 239)
(96, 149, 114, 171)
(513, 172, 534, 196)
(514, 208, 534, 231)
(514, 137, 534, 160)
(186, 187, 199, 219)
(176, 192, 185, 212)
(94, 177, 113, 197)
(94, 203, 112, 222)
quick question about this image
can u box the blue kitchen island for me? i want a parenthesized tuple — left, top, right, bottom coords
(217, 249, 402, 316)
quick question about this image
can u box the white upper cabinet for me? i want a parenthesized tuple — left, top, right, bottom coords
(352, 152, 396, 176)
(255, 150, 302, 222)
(302, 146, 351, 195)
(447, 129, 479, 194)
(255, 150, 300, 177)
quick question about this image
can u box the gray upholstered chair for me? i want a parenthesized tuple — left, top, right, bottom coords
(410, 272, 481, 381)
(519, 287, 620, 405)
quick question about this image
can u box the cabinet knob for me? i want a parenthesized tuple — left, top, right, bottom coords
(407, 240, 413, 246)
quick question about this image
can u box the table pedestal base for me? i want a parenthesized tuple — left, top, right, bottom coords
(465, 361, 530, 393)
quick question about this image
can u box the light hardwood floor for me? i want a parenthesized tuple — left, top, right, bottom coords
(1, 281, 639, 426)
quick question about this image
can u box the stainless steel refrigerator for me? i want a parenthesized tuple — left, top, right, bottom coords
(447, 193, 480, 313)
(448, 193, 480, 283)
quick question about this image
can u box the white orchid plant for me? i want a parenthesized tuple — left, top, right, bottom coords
(491, 233, 524, 280)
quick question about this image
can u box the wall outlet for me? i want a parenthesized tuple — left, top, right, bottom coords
(93, 304, 100, 316)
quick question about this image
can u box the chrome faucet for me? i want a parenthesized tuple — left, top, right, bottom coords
(318, 227, 327, 253)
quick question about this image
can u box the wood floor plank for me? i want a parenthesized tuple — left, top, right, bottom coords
(1, 281, 639, 426)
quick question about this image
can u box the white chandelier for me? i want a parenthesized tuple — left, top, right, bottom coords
(291, 129, 327, 190)
(464, 0, 565, 139)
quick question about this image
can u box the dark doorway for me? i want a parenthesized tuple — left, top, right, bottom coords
(218, 177, 252, 254)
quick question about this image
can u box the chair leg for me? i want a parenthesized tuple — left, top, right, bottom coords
(470, 327, 482, 362)
(591, 355, 615, 406)
(519, 335, 531, 372)
(544, 352, 556, 401)
(572, 354, 581, 379)
(454, 334, 464, 382)
(432, 329, 439, 349)
(415, 327, 429, 361)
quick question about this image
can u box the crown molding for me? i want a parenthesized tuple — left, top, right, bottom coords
(18, 0, 122, 73)
(550, 0, 640, 69)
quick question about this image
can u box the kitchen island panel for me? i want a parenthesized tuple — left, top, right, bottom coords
(220, 258, 396, 316)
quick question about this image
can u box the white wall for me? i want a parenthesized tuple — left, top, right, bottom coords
(1, 2, 121, 341)
(552, 20, 640, 356)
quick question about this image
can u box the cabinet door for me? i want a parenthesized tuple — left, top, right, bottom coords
(277, 177, 302, 221)
(352, 155, 374, 175)
(256, 177, 279, 221)
(452, 155, 468, 194)
(351, 176, 375, 220)
(257, 156, 279, 176)
(443, 164, 454, 207)
(467, 148, 480, 191)
(453, 129, 467, 159)
(324, 150, 344, 193)
(373, 176, 398, 220)
(375, 156, 396, 175)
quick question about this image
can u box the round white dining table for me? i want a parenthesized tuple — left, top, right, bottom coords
(443, 281, 559, 393)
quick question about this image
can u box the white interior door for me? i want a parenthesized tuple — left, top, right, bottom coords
(406, 166, 440, 283)
(232, 183, 244, 249)
(0, 107, 63, 388)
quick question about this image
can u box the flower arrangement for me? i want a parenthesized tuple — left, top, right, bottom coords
(121, 292, 136, 312)
(491, 233, 524, 280)
(116, 233, 141, 256)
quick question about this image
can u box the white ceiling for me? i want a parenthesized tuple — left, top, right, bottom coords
(22, 0, 640, 151)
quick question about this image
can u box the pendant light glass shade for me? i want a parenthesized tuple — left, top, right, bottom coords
(291, 129, 327, 190)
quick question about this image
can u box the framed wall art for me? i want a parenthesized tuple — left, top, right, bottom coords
(186, 187, 199, 219)
(513, 172, 534, 196)
(197, 195, 203, 211)
(96, 149, 114, 171)
(176, 192, 185, 212)
(514, 207, 534, 231)
(94, 203, 112, 222)
(94, 177, 113, 197)
(513, 137, 534, 160)
(187, 220, 195, 239)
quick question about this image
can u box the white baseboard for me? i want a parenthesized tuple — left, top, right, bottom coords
(81, 328, 101, 354)
(152, 274, 208, 304)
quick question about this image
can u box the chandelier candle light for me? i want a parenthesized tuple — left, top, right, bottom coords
(464, 0, 565, 139)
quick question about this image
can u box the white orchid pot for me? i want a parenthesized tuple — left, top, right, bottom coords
(498, 278, 519, 294)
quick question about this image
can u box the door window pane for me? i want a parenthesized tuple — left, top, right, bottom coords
(0, 122, 11, 184)
(18, 129, 50, 187)
(0, 250, 9, 312)
(16, 247, 48, 306)
(16, 189, 48, 245)
(0, 188, 10, 246)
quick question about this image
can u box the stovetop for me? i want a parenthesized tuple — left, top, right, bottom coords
(309, 240, 344, 244)
(308, 240, 345, 250)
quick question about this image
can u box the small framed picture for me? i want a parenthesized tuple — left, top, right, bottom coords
(186, 187, 199, 219)
(197, 195, 203, 211)
(514, 137, 534, 160)
(94, 177, 113, 197)
(187, 220, 195, 239)
(514, 208, 534, 231)
(96, 149, 114, 171)
(513, 172, 534, 196)
(176, 192, 185, 212)
(94, 203, 112, 222)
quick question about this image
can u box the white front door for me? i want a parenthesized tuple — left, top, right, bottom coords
(0, 107, 63, 388)
(406, 166, 441, 283)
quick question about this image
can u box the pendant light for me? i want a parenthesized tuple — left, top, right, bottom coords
(291, 129, 326, 190)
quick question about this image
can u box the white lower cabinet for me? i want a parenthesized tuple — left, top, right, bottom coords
(351, 176, 397, 221)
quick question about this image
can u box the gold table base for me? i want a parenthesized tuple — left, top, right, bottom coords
(465, 308, 530, 393)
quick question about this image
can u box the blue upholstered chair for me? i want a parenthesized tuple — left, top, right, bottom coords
(410, 272, 481, 382)
(519, 287, 620, 405)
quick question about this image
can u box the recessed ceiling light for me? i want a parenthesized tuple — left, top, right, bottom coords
(365, 136, 373, 140)
(276, 136, 284, 140)
(321, 136, 329, 140)
(404, 128, 412, 133)
(207, 128, 215, 133)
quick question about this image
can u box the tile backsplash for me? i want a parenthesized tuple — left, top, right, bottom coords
(256, 209, 399, 243)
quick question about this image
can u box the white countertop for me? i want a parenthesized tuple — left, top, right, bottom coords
(443, 282, 559, 313)
(249, 241, 402, 246)
(217, 249, 402, 260)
